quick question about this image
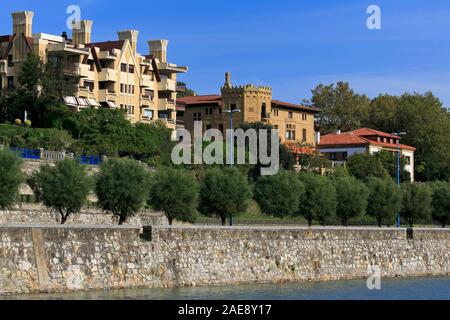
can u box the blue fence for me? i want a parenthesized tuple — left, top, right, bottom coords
(79, 155, 102, 166)
(10, 147, 41, 160)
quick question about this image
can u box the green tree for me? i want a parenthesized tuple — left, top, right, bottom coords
(199, 167, 252, 226)
(95, 158, 150, 225)
(310, 82, 370, 133)
(297, 173, 337, 226)
(366, 177, 402, 227)
(149, 167, 199, 225)
(400, 183, 432, 227)
(0, 150, 24, 209)
(375, 150, 410, 183)
(33, 159, 90, 224)
(176, 82, 196, 98)
(332, 175, 369, 226)
(254, 170, 304, 218)
(364, 94, 399, 133)
(347, 153, 388, 181)
(18, 54, 44, 93)
(430, 181, 450, 228)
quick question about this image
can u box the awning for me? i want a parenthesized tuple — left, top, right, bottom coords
(63, 96, 78, 107)
(106, 101, 117, 109)
(87, 99, 101, 107)
(76, 97, 90, 107)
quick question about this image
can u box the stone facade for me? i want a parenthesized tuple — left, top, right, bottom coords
(0, 225, 449, 295)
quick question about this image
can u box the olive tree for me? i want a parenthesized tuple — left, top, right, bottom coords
(95, 158, 150, 225)
(333, 175, 369, 226)
(199, 167, 252, 226)
(0, 150, 24, 209)
(254, 170, 304, 218)
(297, 173, 337, 226)
(33, 159, 90, 224)
(149, 167, 199, 225)
(430, 181, 450, 228)
(366, 177, 402, 227)
(400, 183, 432, 227)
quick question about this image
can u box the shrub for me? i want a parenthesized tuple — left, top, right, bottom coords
(149, 167, 199, 225)
(366, 177, 402, 227)
(400, 183, 432, 227)
(429, 181, 450, 228)
(0, 150, 24, 209)
(254, 170, 304, 218)
(199, 167, 252, 226)
(297, 173, 337, 226)
(33, 159, 91, 224)
(333, 175, 369, 226)
(95, 158, 150, 225)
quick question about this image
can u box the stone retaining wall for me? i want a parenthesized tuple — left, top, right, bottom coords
(0, 225, 449, 295)
(0, 209, 168, 226)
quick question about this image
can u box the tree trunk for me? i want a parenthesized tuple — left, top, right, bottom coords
(118, 215, 126, 225)
(221, 216, 226, 226)
(341, 217, 348, 227)
(377, 218, 382, 228)
(308, 219, 312, 227)
(168, 217, 173, 226)
(60, 214, 67, 225)
(443, 221, 446, 228)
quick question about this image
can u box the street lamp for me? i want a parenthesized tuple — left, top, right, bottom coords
(392, 132, 406, 228)
(223, 108, 241, 226)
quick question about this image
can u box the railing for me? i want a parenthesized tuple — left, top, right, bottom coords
(41, 150, 67, 161)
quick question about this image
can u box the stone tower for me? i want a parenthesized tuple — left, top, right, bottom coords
(220, 72, 272, 129)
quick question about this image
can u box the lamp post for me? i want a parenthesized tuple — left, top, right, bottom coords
(392, 132, 406, 228)
(223, 108, 241, 226)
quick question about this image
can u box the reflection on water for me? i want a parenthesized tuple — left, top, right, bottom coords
(3, 277, 450, 300)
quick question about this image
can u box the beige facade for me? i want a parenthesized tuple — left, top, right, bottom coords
(0, 11, 187, 130)
(177, 73, 318, 145)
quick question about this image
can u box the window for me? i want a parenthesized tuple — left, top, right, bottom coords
(143, 109, 153, 119)
(121, 63, 127, 72)
(7, 77, 14, 90)
(129, 65, 134, 74)
(120, 84, 124, 93)
(405, 156, 411, 165)
(205, 109, 209, 115)
(273, 108, 279, 117)
(302, 113, 307, 121)
(274, 125, 279, 130)
(302, 129, 307, 142)
(7, 55, 13, 67)
(261, 103, 267, 118)
(218, 108, 223, 115)
(85, 81, 94, 92)
(286, 124, 296, 141)
(210, 108, 213, 115)
(288, 111, 293, 119)
(193, 112, 202, 121)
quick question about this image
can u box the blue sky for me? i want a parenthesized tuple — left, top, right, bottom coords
(2, 0, 450, 107)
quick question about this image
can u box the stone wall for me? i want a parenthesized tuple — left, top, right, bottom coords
(0, 225, 449, 295)
(0, 209, 168, 226)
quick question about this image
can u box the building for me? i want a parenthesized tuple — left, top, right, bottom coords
(177, 72, 319, 144)
(317, 128, 416, 181)
(0, 11, 187, 130)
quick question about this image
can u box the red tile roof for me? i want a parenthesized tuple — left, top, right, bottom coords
(85, 40, 125, 53)
(319, 128, 416, 151)
(272, 100, 320, 113)
(177, 95, 223, 106)
(0, 35, 13, 43)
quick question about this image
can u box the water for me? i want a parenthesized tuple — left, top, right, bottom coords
(3, 277, 450, 300)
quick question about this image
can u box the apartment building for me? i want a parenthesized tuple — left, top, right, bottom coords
(177, 73, 319, 144)
(0, 11, 187, 130)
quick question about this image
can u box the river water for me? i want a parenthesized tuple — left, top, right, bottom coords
(3, 276, 450, 300)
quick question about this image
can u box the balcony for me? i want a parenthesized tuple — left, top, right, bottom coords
(140, 75, 155, 89)
(158, 98, 176, 111)
(0, 60, 6, 74)
(98, 89, 117, 102)
(99, 68, 117, 82)
(140, 95, 155, 107)
(158, 78, 176, 92)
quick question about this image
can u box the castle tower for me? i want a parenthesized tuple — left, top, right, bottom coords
(220, 72, 272, 128)
(72, 20, 93, 46)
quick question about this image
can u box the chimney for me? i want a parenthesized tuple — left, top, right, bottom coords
(224, 72, 232, 88)
(12, 11, 34, 37)
(72, 20, 93, 46)
(118, 30, 139, 52)
(315, 132, 321, 145)
(148, 40, 168, 63)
